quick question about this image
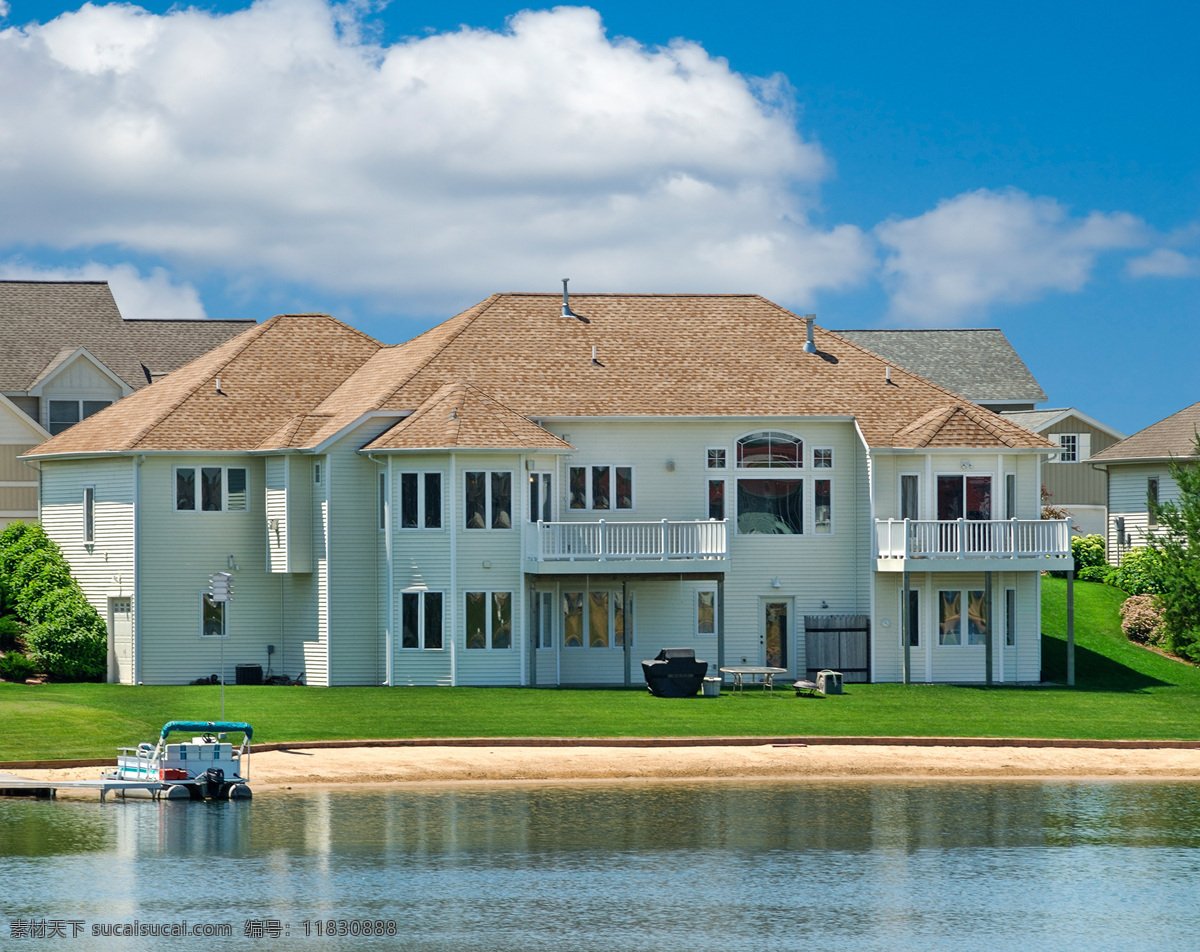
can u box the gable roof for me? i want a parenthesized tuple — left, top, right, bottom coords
(1090, 400, 1200, 463)
(1001, 408, 1125, 440)
(0, 280, 256, 393)
(834, 328, 1047, 406)
(26, 294, 1055, 459)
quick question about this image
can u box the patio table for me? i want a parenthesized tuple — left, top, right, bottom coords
(719, 665, 787, 693)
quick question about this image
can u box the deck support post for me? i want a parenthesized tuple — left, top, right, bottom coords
(1067, 568, 1076, 687)
(622, 579, 630, 687)
(984, 572, 993, 687)
(717, 577, 726, 679)
(902, 570, 911, 685)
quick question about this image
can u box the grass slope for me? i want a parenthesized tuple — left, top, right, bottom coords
(2, 579, 1197, 760)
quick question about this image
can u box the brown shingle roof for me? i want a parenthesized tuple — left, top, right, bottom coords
(364, 381, 573, 452)
(0, 280, 255, 391)
(26, 294, 1055, 458)
(1090, 400, 1200, 463)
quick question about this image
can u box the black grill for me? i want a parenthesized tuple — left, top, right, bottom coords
(642, 648, 709, 698)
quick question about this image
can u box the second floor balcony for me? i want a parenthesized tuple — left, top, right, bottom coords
(876, 517, 1071, 572)
(526, 519, 727, 574)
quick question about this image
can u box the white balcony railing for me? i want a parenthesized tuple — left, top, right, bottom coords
(527, 519, 727, 563)
(876, 518, 1070, 561)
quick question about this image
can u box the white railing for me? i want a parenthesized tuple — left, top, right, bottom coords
(527, 519, 727, 563)
(875, 518, 1071, 560)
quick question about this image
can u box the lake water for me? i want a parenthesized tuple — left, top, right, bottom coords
(3, 780, 1200, 950)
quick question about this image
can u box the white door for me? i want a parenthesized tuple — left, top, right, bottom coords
(108, 598, 133, 684)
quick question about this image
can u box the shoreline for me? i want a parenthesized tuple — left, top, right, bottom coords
(8, 742, 1200, 796)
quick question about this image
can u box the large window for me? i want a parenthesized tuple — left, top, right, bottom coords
(568, 465, 632, 510)
(936, 475, 991, 521)
(400, 472, 442, 529)
(562, 589, 626, 648)
(737, 431, 803, 469)
(938, 589, 989, 646)
(401, 591, 443, 650)
(176, 466, 247, 513)
(737, 479, 803, 534)
(200, 592, 227, 638)
(48, 399, 110, 435)
(465, 591, 512, 649)
(465, 471, 512, 529)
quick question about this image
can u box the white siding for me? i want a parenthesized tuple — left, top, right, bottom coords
(1107, 462, 1177, 562)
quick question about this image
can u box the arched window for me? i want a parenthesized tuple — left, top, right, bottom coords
(736, 431, 803, 469)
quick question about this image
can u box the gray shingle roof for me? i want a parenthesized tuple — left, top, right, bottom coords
(834, 329, 1047, 405)
(1090, 400, 1200, 463)
(0, 280, 256, 393)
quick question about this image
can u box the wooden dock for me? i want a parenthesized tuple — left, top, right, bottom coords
(0, 771, 165, 802)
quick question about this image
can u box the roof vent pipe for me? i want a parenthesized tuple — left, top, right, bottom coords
(803, 314, 817, 354)
(561, 278, 576, 318)
(215, 376, 222, 393)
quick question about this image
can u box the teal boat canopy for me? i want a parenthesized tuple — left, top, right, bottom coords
(159, 721, 253, 742)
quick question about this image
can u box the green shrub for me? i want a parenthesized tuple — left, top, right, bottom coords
(0, 522, 106, 682)
(0, 651, 38, 682)
(1114, 547, 1167, 596)
(1119, 594, 1167, 645)
(1078, 564, 1117, 585)
(0, 615, 25, 652)
(1071, 534, 1106, 572)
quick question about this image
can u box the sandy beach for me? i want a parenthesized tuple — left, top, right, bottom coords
(9, 742, 1200, 795)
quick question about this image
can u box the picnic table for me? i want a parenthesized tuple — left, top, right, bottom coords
(719, 665, 788, 693)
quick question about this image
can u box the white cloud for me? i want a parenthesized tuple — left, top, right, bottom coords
(0, 260, 206, 320)
(876, 188, 1146, 322)
(0, 1, 873, 309)
(1127, 248, 1200, 279)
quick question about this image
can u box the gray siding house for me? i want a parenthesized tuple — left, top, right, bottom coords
(0, 280, 254, 528)
(26, 295, 1068, 688)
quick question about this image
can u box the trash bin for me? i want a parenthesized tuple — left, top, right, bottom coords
(701, 677, 722, 697)
(816, 669, 843, 695)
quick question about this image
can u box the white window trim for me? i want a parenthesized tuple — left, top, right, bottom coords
(398, 471, 444, 531)
(399, 590, 445, 651)
(705, 447, 728, 470)
(935, 588, 991, 648)
(82, 485, 95, 544)
(199, 591, 228, 639)
(695, 586, 717, 638)
(464, 590, 515, 650)
(899, 472, 921, 521)
(46, 397, 112, 435)
(934, 471, 996, 520)
(562, 588, 628, 649)
(1057, 433, 1078, 463)
(813, 476, 834, 535)
(464, 470, 515, 531)
(567, 464, 635, 512)
(734, 430, 805, 470)
(812, 447, 834, 469)
(174, 465, 249, 514)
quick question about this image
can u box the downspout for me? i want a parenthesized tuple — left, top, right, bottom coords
(449, 452, 458, 686)
(367, 453, 391, 686)
(854, 420, 877, 683)
(133, 454, 145, 685)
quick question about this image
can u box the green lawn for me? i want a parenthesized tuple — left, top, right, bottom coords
(2, 578, 1198, 761)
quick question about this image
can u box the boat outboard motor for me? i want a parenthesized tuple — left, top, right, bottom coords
(202, 768, 225, 799)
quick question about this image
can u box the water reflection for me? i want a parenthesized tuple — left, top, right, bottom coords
(2, 781, 1199, 951)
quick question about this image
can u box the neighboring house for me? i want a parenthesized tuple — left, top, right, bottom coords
(0, 280, 254, 528)
(1090, 399, 1200, 565)
(1000, 409, 1125, 538)
(834, 329, 1047, 412)
(25, 294, 1068, 687)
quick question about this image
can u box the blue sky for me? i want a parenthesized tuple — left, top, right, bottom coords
(0, 0, 1196, 435)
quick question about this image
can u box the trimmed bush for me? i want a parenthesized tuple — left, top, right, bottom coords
(1071, 534, 1106, 572)
(0, 521, 106, 681)
(1114, 546, 1167, 596)
(1078, 564, 1117, 585)
(1119, 594, 1167, 645)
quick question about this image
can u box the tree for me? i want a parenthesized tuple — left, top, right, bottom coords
(1148, 435, 1200, 663)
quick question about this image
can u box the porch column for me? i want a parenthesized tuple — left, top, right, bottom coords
(902, 570, 911, 685)
(984, 572, 993, 687)
(1067, 569, 1076, 687)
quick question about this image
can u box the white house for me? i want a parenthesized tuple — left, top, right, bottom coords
(24, 293, 1069, 687)
(1090, 399, 1200, 564)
